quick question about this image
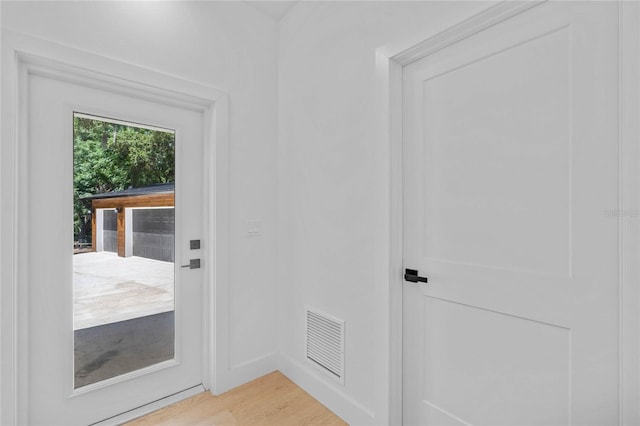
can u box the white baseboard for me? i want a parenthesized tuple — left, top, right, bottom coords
(213, 352, 278, 395)
(278, 352, 377, 425)
(89, 352, 373, 425)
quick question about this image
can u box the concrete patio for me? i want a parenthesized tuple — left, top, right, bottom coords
(74, 252, 174, 330)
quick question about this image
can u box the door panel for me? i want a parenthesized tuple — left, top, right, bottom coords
(420, 25, 571, 276)
(403, 2, 619, 425)
(421, 297, 570, 424)
(27, 72, 203, 425)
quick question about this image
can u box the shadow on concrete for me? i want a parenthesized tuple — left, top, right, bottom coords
(74, 311, 174, 388)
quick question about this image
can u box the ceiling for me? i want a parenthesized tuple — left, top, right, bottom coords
(245, 1, 299, 21)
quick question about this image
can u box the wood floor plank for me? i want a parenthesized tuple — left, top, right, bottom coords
(126, 371, 348, 426)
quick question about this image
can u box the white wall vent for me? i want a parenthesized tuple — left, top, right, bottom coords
(305, 306, 345, 385)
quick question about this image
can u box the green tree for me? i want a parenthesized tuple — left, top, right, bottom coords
(73, 117, 175, 243)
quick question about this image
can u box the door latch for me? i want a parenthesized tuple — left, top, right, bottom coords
(404, 268, 427, 283)
(181, 259, 201, 269)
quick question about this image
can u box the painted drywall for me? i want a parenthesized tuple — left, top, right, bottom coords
(0, 1, 509, 423)
(277, 2, 493, 424)
(1, 0, 278, 396)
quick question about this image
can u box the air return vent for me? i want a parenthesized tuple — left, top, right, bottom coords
(305, 307, 345, 385)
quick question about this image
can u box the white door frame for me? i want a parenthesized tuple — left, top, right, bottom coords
(375, 1, 640, 424)
(0, 31, 230, 425)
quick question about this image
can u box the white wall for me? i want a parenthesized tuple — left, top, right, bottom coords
(277, 2, 493, 424)
(0, 1, 524, 424)
(1, 0, 279, 404)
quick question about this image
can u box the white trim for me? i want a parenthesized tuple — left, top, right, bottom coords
(392, 1, 544, 66)
(207, 84, 231, 395)
(619, 2, 640, 424)
(374, 48, 403, 426)
(278, 353, 375, 425)
(0, 31, 230, 424)
(74, 112, 175, 134)
(377, 1, 639, 424)
(216, 352, 277, 394)
(95, 209, 105, 252)
(90, 384, 205, 426)
(71, 359, 181, 398)
(125, 208, 133, 257)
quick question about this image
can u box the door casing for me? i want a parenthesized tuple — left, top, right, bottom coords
(374, 1, 640, 424)
(0, 31, 230, 425)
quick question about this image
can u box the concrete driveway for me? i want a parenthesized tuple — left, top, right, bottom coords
(74, 252, 174, 330)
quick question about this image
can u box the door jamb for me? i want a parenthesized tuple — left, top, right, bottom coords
(376, 1, 640, 424)
(0, 31, 230, 425)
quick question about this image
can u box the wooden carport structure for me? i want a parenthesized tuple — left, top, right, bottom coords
(82, 183, 175, 257)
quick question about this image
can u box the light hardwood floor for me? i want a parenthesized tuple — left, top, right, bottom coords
(126, 371, 348, 425)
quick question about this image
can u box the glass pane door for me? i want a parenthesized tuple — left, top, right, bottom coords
(73, 113, 176, 389)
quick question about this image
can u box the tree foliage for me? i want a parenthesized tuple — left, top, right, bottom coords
(73, 117, 175, 242)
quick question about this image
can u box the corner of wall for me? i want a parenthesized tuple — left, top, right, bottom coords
(213, 352, 278, 395)
(277, 353, 378, 425)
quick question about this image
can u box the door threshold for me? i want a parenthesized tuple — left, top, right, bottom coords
(90, 384, 206, 426)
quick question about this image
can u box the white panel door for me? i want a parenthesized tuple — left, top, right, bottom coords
(402, 2, 619, 425)
(25, 71, 203, 424)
